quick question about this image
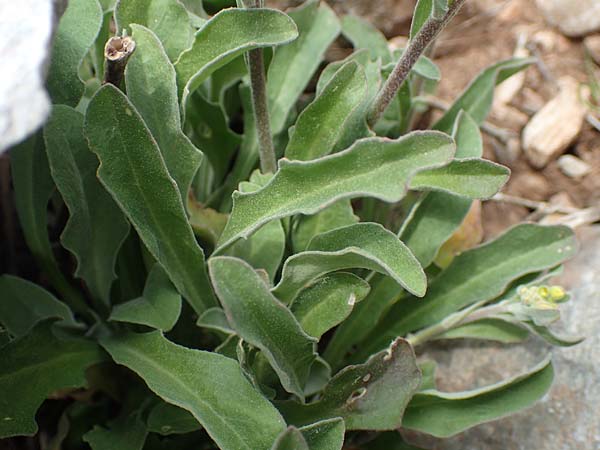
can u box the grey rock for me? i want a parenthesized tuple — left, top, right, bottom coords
(406, 226, 600, 450)
(536, 0, 600, 37)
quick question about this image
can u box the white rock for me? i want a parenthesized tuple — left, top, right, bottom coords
(535, 0, 600, 37)
(0, 0, 56, 153)
(522, 77, 587, 168)
(557, 154, 592, 179)
(583, 34, 600, 65)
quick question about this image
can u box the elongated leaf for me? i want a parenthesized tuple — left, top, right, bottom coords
(110, 264, 182, 331)
(196, 307, 234, 335)
(0, 322, 105, 438)
(285, 61, 367, 161)
(84, 414, 148, 450)
(267, 0, 340, 134)
(277, 339, 420, 430)
(271, 427, 309, 450)
(358, 224, 577, 358)
(433, 58, 534, 132)
(274, 223, 425, 303)
(438, 318, 530, 343)
(0, 275, 78, 338)
(125, 25, 203, 203)
(341, 14, 391, 63)
(291, 272, 370, 339)
(410, 0, 433, 39)
(299, 418, 345, 450)
(526, 321, 583, 347)
(292, 200, 358, 253)
(147, 402, 200, 435)
(175, 8, 298, 111)
(102, 331, 286, 450)
(116, 0, 195, 61)
(217, 132, 455, 252)
(209, 257, 317, 399)
(403, 358, 554, 437)
(409, 159, 509, 199)
(84, 84, 216, 314)
(46, 0, 102, 106)
(44, 105, 129, 304)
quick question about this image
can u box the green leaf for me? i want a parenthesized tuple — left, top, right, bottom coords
(438, 318, 530, 343)
(274, 223, 426, 303)
(267, 0, 341, 134)
(125, 25, 203, 203)
(271, 427, 309, 450)
(358, 224, 578, 358)
(176, 8, 298, 111)
(341, 15, 391, 63)
(299, 418, 345, 450)
(115, 0, 195, 61)
(409, 158, 509, 199)
(101, 331, 286, 450)
(368, 432, 423, 450)
(403, 358, 554, 437)
(285, 62, 367, 161)
(526, 322, 583, 347)
(410, 0, 433, 39)
(147, 402, 200, 436)
(84, 84, 216, 314)
(110, 264, 182, 331)
(433, 58, 534, 133)
(292, 200, 358, 253)
(46, 0, 103, 106)
(386, 51, 441, 81)
(277, 339, 421, 430)
(0, 322, 105, 438)
(196, 307, 234, 335)
(209, 256, 318, 399)
(291, 273, 370, 339)
(0, 276, 78, 338)
(217, 132, 455, 252)
(44, 105, 129, 305)
(84, 414, 148, 450)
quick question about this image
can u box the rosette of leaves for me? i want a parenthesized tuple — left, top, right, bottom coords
(0, 0, 581, 449)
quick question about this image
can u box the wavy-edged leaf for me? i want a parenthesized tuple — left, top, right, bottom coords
(0, 322, 105, 438)
(271, 427, 309, 450)
(433, 58, 534, 132)
(125, 25, 203, 203)
(101, 331, 286, 450)
(0, 275, 78, 338)
(217, 132, 455, 252)
(46, 0, 103, 106)
(147, 402, 200, 436)
(44, 105, 129, 304)
(285, 61, 367, 161)
(403, 358, 554, 437)
(274, 223, 426, 303)
(116, 0, 194, 61)
(84, 414, 148, 450)
(409, 158, 509, 199)
(209, 256, 317, 399)
(358, 224, 578, 358)
(438, 318, 530, 343)
(176, 8, 298, 111)
(267, 0, 341, 134)
(277, 338, 420, 430)
(341, 14, 391, 63)
(299, 418, 345, 450)
(110, 264, 182, 331)
(291, 272, 370, 339)
(84, 84, 216, 314)
(292, 200, 358, 253)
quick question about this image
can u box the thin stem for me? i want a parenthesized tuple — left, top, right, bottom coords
(103, 35, 136, 88)
(244, 0, 277, 173)
(367, 0, 468, 127)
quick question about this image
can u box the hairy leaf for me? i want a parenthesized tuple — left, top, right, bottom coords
(85, 84, 216, 314)
(438, 318, 530, 343)
(403, 358, 554, 437)
(299, 418, 345, 450)
(101, 331, 286, 450)
(147, 402, 200, 435)
(209, 256, 317, 399)
(84, 414, 148, 450)
(217, 132, 455, 251)
(271, 427, 309, 450)
(341, 15, 391, 63)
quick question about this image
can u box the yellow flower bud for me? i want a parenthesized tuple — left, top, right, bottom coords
(549, 286, 566, 302)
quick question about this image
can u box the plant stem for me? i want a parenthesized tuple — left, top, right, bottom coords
(367, 0, 468, 127)
(103, 36, 136, 88)
(245, 0, 277, 174)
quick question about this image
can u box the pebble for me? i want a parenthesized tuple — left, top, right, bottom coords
(557, 155, 592, 179)
(535, 0, 600, 37)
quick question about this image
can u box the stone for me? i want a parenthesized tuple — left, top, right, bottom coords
(583, 34, 600, 65)
(557, 155, 592, 179)
(405, 225, 600, 450)
(0, 0, 59, 153)
(535, 0, 600, 37)
(522, 77, 587, 168)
